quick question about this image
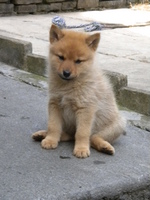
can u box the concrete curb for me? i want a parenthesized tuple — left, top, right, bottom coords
(119, 87, 150, 116)
(0, 34, 127, 86)
(0, 35, 150, 115)
(26, 53, 47, 77)
(0, 36, 32, 69)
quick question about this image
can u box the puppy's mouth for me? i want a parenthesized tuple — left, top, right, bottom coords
(58, 74, 75, 81)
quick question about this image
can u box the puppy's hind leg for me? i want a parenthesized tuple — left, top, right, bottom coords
(32, 130, 47, 141)
(91, 134, 115, 155)
(90, 119, 125, 155)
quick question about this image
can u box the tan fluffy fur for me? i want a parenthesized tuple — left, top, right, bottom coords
(32, 25, 126, 158)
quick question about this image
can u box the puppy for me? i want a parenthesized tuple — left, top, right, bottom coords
(32, 24, 126, 158)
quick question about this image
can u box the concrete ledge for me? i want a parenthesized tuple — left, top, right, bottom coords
(26, 53, 47, 77)
(0, 36, 32, 69)
(1, 35, 150, 116)
(119, 87, 150, 116)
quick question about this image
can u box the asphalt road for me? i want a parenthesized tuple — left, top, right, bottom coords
(0, 72, 150, 200)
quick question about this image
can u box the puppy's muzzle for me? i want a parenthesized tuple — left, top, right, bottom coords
(63, 70, 71, 78)
(59, 70, 75, 80)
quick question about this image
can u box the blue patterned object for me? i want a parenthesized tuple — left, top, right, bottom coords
(52, 16, 103, 32)
(52, 16, 66, 29)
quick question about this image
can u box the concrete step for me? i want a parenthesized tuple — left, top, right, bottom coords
(119, 87, 150, 116)
(0, 72, 150, 200)
(0, 34, 150, 115)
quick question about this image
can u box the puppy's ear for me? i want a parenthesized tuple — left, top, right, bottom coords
(50, 24, 64, 44)
(86, 33, 100, 51)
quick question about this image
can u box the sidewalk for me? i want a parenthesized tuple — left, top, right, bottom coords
(0, 9, 150, 91)
(0, 9, 150, 115)
(0, 72, 150, 200)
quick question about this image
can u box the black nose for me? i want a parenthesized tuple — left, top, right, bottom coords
(63, 70, 71, 78)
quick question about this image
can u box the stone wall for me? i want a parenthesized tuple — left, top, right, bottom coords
(0, 0, 130, 15)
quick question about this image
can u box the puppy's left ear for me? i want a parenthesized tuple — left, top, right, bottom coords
(86, 33, 100, 51)
(49, 24, 64, 44)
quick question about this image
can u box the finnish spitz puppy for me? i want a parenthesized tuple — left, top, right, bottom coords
(32, 24, 126, 158)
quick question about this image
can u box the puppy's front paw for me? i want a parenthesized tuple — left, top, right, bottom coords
(41, 138, 58, 149)
(73, 147, 90, 158)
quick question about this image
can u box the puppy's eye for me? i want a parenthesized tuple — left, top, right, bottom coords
(75, 59, 82, 64)
(58, 55, 64, 61)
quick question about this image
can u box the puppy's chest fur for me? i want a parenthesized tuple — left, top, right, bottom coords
(56, 82, 96, 111)
(57, 93, 77, 134)
(53, 84, 95, 133)
(58, 89, 84, 116)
